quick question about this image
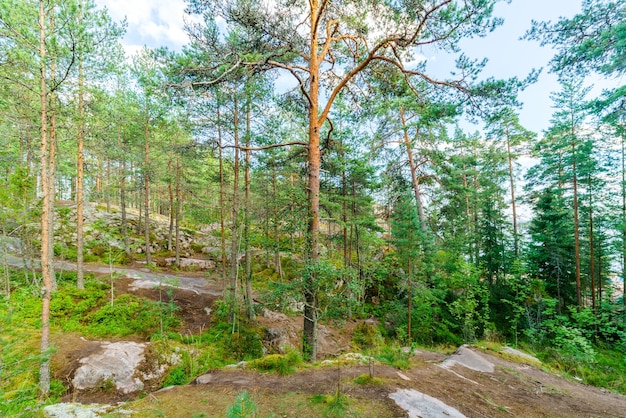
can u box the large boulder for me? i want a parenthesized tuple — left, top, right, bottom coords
(71, 341, 168, 395)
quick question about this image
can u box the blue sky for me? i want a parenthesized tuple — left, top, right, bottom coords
(96, 0, 622, 135)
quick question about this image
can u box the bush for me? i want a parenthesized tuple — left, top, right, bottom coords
(80, 294, 179, 337)
(248, 350, 303, 375)
(352, 322, 383, 349)
(226, 390, 258, 418)
(375, 344, 410, 369)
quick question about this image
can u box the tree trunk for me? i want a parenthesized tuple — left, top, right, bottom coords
(572, 138, 582, 309)
(400, 107, 427, 231)
(119, 129, 130, 258)
(303, 9, 322, 359)
(144, 115, 151, 265)
(76, 12, 85, 288)
(621, 127, 626, 312)
(244, 96, 255, 320)
(589, 175, 596, 314)
(167, 156, 174, 252)
(39, 0, 51, 397)
(218, 100, 227, 285)
(175, 154, 181, 266)
(229, 94, 240, 324)
(271, 162, 283, 279)
(505, 124, 519, 256)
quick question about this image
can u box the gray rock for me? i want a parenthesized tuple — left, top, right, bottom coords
(72, 341, 146, 394)
(441, 345, 494, 373)
(502, 346, 541, 364)
(43, 403, 124, 418)
(389, 389, 467, 418)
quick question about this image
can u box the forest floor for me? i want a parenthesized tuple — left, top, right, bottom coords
(41, 261, 626, 417)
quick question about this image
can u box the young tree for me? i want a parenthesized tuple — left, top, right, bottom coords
(486, 108, 535, 257)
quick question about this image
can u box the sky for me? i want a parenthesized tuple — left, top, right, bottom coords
(95, 0, 623, 135)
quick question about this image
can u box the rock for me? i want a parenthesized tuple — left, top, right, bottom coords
(441, 345, 494, 373)
(43, 403, 127, 418)
(502, 346, 541, 364)
(161, 257, 215, 270)
(263, 328, 294, 354)
(263, 310, 288, 321)
(389, 389, 467, 418)
(72, 342, 147, 394)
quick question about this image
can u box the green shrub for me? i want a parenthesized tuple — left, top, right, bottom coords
(375, 344, 410, 370)
(226, 390, 257, 418)
(162, 365, 187, 387)
(352, 322, 383, 349)
(354, 373, 380, 385)
(248, 350, 303, 375)
(206, 322, 264, 362)
(81, 294, 179, 337)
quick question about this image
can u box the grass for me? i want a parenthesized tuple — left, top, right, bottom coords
(247, 350, 303, 375)
(372, 344, 411, 369)
(126, 387, 397, 417)
(541, 347, 626, 394)
(0, 268, 184, 415)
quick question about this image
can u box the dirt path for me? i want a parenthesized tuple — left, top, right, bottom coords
(126, 348, 626, 417)
(5, 254, 223, 296)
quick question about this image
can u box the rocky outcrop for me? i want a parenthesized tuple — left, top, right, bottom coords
(53, 202, 217, 263)
(71, 341, 170, 395)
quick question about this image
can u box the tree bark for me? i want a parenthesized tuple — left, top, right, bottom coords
(400, 107, 427, 231)
(118, 121, 130, 258)
(303, 3, 322, 360)
(39, 0, 51, 397)
(76, 6, 85, 288)
(229, 94, 240, 324)
(144, 115, 151, 265)
(505, 124, 519, 257)
(218, 100, 227, 285)
(175, 154, 181, 266)
(167, 156, 174, 252)
(572, 136, 582, 309)
(589, 174, 596, 314)
(244, 94, 255, 320)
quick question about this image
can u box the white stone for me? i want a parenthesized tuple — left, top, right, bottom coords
(72, 341, 146, 394)
(389, 389, 466, 418)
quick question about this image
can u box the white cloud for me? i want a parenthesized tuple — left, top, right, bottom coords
(95, 0, 189, 55)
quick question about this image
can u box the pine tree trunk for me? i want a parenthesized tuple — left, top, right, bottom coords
(76, 14, 85, 288)
(118, 121, 130, 258)
(271, 163, 283, 279)
(505, 125, 519, 257)
(244, 97, 255, 320)
(400, 107, 427, 231)
(572, 139, 582, 309)
(144, 116, 151, 265)
(303, 14, 321, 359)
(218, 100, 227, 285)
(589, 188, 596, 314)
(167, 156, 174, 252)
(175, 155, 181, 266)
(38, 0, 51, 397)
(229, 95, 240, 324)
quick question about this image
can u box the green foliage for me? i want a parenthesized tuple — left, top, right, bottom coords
(353, 373, 380, 385)
(247, 350, 303, 375)
(81, 294, 179, 337)
(310, 393, 350, 418)
(162, 365, 187, 387)
(226, 390, 258, 418)
(374, 344, 411, 370)
(203, 322, 264, 363)
(351, 322, 383, 349)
